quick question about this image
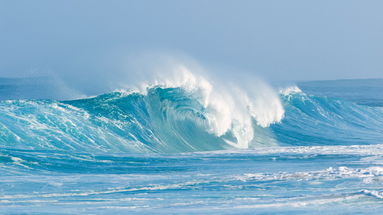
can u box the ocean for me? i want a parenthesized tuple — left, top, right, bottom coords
(0, 75, 383, 214)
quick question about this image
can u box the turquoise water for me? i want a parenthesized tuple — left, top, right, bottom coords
(1, 78, 383, 214)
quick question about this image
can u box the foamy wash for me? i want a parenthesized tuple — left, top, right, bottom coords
(1, 66, 383, 214)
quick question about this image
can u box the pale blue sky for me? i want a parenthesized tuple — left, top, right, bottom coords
(1, 0, 382, 84)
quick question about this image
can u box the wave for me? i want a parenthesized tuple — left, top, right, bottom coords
(272, 86, 383, 146)
(0, 71, 383, 153)
(0, 68, 285, 153)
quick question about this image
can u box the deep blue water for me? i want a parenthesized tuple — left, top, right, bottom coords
(1, 78, 383, 214)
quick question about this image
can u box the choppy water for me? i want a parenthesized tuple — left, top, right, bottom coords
(1, 76, 383, 214)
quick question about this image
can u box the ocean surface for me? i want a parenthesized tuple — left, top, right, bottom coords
(1, 75, 383, 214)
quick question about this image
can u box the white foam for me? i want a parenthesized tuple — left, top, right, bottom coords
(279, 85, 303, 96)
(361, 189, 383, 199)
(234, 193, 364, 209)
(235, 166, 383, 183)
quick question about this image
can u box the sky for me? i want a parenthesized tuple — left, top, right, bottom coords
(0, 0, 382, 91)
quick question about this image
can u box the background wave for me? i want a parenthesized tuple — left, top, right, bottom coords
(270, 87, 383, 146)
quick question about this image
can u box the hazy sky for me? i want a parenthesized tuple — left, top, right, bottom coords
(1, 0, 382, 84)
